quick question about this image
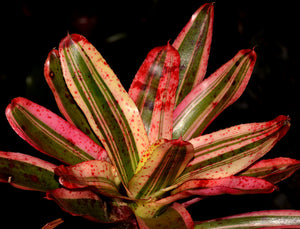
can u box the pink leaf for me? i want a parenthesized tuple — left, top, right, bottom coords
(172, 176, 276, 196)
(6, 97, 109, 164)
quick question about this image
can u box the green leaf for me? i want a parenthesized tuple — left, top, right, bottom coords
(6, 97, 108, 165)
(194, 210, 300, 228)
(59, 34, 149, 184)
(136, 203, 194, 229)
(175, 115, 290, 184)
(173, 3, 214, 106)
(46, 188, 133, 223)
(55, 160, 122, 198)
(0, 151, 59, 192)
(44, 49, 102, 146)
(129, 43, 180, 144)
(128, 139, 194, 199)
(173, 49, 257, 140)
(239, 157, 300, 184)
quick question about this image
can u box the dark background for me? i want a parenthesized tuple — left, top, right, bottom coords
(0, 0, 299, 228)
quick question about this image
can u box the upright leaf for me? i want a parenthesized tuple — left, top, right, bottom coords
(6, 97, 108, 165)
(0, 151, 59, 192)
(173, 3, 214, 105)
(175, 115, 290, 184)
(173, 49, 257, 140)
(194, 210, 300, 228)
(44, 49, 102, 146)
(129, 43, 180, 144)
(128, 138, 194, 199)
(59, 34, 149, 184)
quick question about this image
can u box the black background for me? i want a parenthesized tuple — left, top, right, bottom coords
(0, 1, 299, 228)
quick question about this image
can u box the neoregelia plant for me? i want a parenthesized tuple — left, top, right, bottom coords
(1, 3, 300, 228)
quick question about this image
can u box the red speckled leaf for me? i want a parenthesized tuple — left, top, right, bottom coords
(239, 157, 300, 184)
(171, 176, 276, 196)
(128, 138, 194, 200)
(0, 151, 59, 192)
(55, 160, 122, 198)
(59, 34, 149, 185)
(46, 188, 133, 223)
(175, 115, 290, 184)
(44, 49, 102, 146)
(194, 210, 300, 228)
(173, 49, 257, 140)
(6, 97, 108, 165)
(129, 43, 180, 144)
(173, 3, 214, 106)
(136, 203, 194, 229)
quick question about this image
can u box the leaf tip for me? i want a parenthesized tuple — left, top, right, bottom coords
(59, 33, 86, 49)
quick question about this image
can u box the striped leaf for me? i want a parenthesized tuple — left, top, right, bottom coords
(136, 203, 194, 229)
(59, 34, 149, 184)
(173, 3, 214, 106)
(0, 151, 59, 192)
(239, 157, 300, 184)
(129, 43, 180, 144)
(175, 115, 290, 184)
(44, 49, 102, 146)
(136, 177, 275, 213)
(194, 210, 300, 228)
(55, 160, 122, 198)
(173, 49, 257, 140)
(128, 138, 194, 199)
(171, 176, 276, 196)
(6, 97, 108, 165)
(46, 188, 133, 223)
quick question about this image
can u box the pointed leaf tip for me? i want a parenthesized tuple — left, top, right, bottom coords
(129, 43, 180, 144)
(59, 33, 149, 184)
(173, 2, 214, 105)
(6, 97, 108, 164)
(173, 48, 257, 140)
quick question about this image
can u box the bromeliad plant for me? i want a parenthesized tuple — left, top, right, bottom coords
(1, 3, 300, 228)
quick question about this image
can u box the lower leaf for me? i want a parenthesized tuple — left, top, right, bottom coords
(136, 203, 194, 229)
(172, 176, 276, 196)
(194, 210, 300, 228)
(46, 188, 133, 223)
(55, 160, 122, 198)
(0, 151, 59, 192)
(238, 157, 300, 184)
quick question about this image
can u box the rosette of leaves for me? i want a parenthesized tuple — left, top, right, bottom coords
(1, 3, 300, 228)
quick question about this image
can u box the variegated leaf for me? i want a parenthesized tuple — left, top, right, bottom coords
(173, 3, 214, 105)
(46, 188, 133, 223)
(239, 157, 300, 184)
(0, 151, 59, 192)
(171, 176, 276, 196)
(55, 160, 122, 198)
(194, 210, 300, 228)
(136, 203, 194, 229)
(129, 43, 180, 144)
(59, 34, 149, 184)
(6, 97, 108, 165)
(175, 115, 290, 184)
(173, 49, 257, 140)
(128, 138, 194, 199)
(44, 49, 102, 146)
